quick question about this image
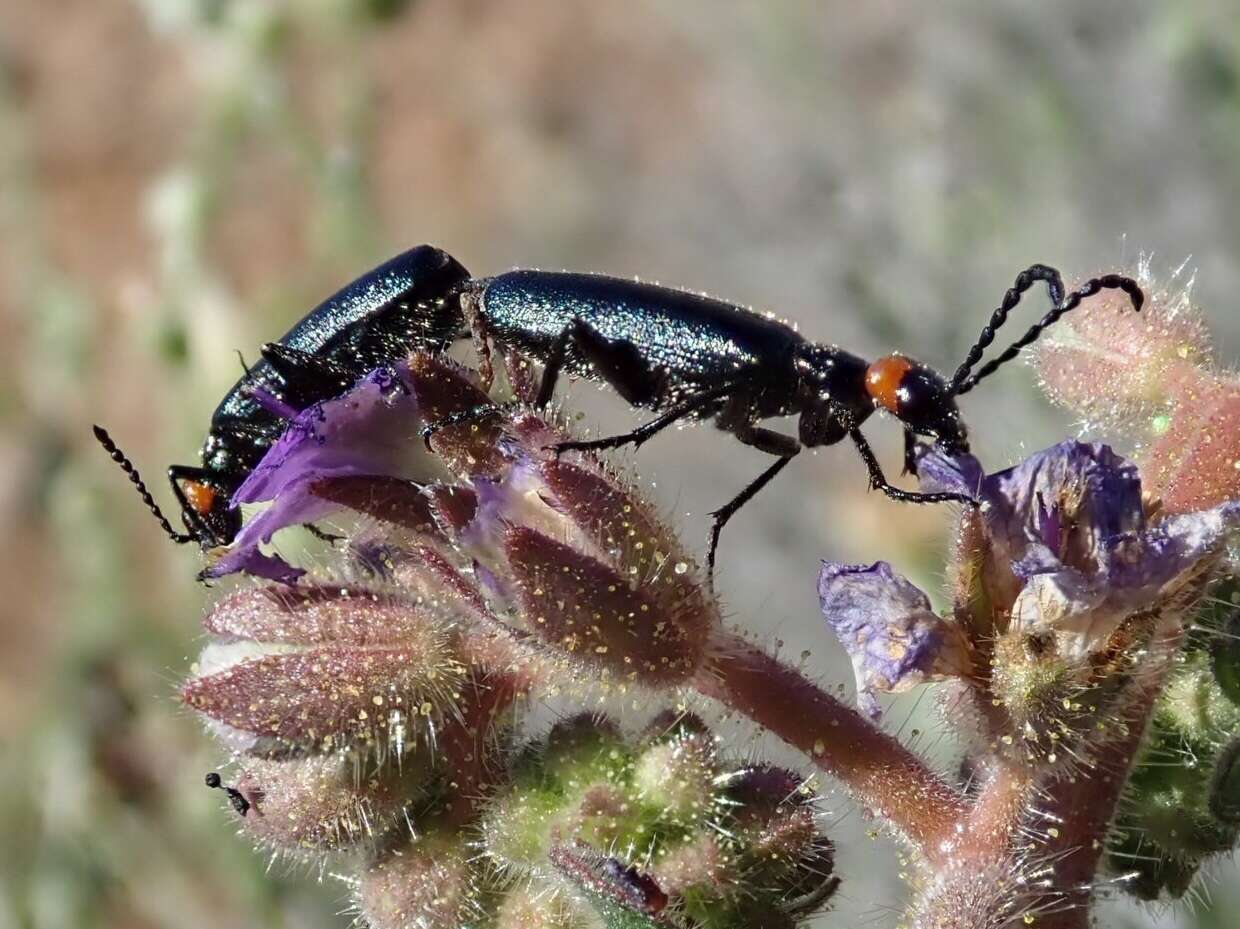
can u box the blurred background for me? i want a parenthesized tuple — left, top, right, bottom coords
(2, 1, 1239, 927)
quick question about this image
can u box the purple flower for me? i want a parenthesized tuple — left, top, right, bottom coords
(822, 440, 1238, 719)
(919, 440, 1239, 660)
(205, 365, 424, 582)
(200, 352, 719, 685)
(818, 561, 971, 718)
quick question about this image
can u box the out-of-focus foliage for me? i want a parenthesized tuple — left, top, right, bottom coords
(1, 2, 1238, 927)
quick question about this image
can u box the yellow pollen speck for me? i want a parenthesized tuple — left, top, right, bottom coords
(813, 739, 826, 756)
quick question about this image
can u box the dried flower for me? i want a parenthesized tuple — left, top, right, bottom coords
(817, 561, 972, 717)
(817, 439, 1237, 765)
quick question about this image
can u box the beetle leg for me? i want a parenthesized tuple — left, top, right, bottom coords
(715, 393, 801, 457)
(706, 451, 798, 583)
(564, 320, 666, 407)
(419, 402, 511, 450)
(460, 289, 495, 392)
(703, 410, 802, 580)
(848, 428, 976, 507)
(533, 323, 575, 407)
(902, 428, 919, 475)
(305, 524, 344, 544)
(550, 382, 736, 455)
(532, 319, 667, 409)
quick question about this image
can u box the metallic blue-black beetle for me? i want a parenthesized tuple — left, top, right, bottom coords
(96, 245, 1143, 576)
(94, 245, 469, 548)
(433, 263, 1143, 573)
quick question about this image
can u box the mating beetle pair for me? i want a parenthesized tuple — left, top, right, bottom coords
(95, 246, 1143, 577)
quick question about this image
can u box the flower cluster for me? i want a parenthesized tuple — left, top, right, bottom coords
(474, 713, 837, 929)
(820, 438, 1238, 769)
(182, 353, 842, 927)
(175, 269, 1240, 927)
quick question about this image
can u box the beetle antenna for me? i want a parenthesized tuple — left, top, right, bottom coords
(948, 264, 1065, 394)
(951, 269, 1143, 397)
(92, 425, 195, 545)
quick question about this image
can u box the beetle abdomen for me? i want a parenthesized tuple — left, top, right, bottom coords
(480, 270, 802, 392)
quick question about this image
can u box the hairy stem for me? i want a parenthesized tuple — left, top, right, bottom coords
(1031, 656, 1175, 927)
(695, 631, 967, 854)
(911, 629, 1184, 929)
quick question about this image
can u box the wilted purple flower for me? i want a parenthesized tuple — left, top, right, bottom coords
(920, 440, 1239, 661)
(818, 562, 972, 717)
(819, 440, 1237, 731)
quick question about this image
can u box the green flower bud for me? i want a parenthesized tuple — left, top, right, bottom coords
(481, 714, 837, 927)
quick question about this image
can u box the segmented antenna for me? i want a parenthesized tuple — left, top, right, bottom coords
(92, 425, 195, 544)
(951, 267, 1144, 397)
(204, 771, 251, 816)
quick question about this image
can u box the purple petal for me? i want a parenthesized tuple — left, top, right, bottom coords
(1107, 499, 1240, 594)
(208, 546, 305, 584)
(205, 483, 338, 581)
(818, 561, 970, 717)
(233, 364, 420, 508)
(208, 364, 425, 582)
(982, 441, 1143, 546)
(915, 446, 986, 499)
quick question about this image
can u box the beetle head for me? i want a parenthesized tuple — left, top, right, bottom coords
(170, 467, 242, 548)
(865, 354, 969, 453)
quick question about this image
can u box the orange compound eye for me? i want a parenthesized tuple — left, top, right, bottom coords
(182, 480, 218, 517)
(865, 354, 913, 414)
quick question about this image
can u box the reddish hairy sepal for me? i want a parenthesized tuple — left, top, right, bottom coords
(308, 475, 442, 536)
(205, 586, 448, 646)
(424, 484, 479, 535)
(359, 834, 479, 929)
(1142, 369, 1240, 514)
(225, 754, 432, 854)
(1034, 285, 1212, 434)
(407, 354, 506, 477)
(503, 526, 710, 684)
(438, 672, 522, 825)
(183, 641, 463, 755)
(533, 456, 689, 580)
(1032, 280, 1240, 513)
